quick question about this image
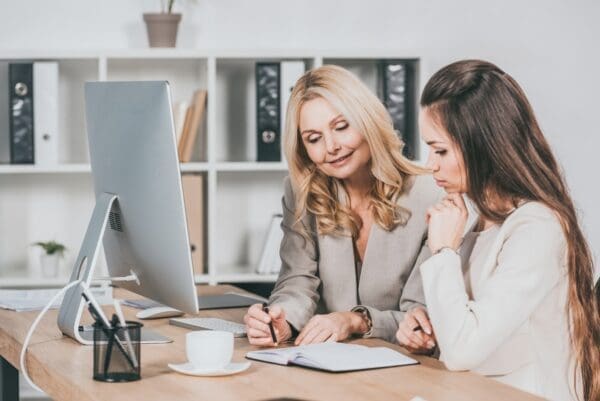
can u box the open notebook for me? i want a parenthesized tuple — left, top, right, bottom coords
(245, 342, 418, 372)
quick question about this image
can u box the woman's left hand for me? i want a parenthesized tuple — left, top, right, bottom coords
(295, 312, 361, 345)
(426, 193, 468, 253)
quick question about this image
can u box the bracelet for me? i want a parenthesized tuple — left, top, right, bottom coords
(433, 246, 459, 255)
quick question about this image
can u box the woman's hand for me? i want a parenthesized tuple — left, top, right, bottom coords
(395, 307, 437, 354)
(426, 193, 468, 253)
(243, 303, 292, 346)
(295, 312, 364, 345)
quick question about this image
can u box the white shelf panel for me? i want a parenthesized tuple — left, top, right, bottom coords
(0, 163, 214, 174)
(0, 164, 91, 174)
(0, 277, 70, 288)
(215, 162, 288, 172)
(102, 48, 209, 59)
(0, 49, 421, 60)
(180, 163, 210, 172)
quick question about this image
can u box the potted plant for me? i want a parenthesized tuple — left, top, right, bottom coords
(33, 240, 66, 278)
(143, 0, 182, 48)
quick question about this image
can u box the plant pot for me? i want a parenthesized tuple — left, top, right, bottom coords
(143, 13, 182, 48)
(40, 253, 60, 278)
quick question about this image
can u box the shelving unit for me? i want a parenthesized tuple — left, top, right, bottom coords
(0, 49, 422, 288)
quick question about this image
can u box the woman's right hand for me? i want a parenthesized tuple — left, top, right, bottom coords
(395, 307, 437, 354)
(243, 303, 293, 346)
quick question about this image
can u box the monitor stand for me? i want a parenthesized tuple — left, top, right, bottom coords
(57, 193, 171, 345)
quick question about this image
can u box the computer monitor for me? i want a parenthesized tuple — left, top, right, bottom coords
(57, 81, 199, 344)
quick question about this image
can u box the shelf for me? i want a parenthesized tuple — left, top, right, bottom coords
(0, 163, 212, 174)
(0, 277, 71, 288)
(180, 163, 210, 172)
(0, 164, 91, 174)
(215, 162, 288, 172)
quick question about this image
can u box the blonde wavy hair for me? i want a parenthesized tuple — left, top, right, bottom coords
(283, 65, 426, 238)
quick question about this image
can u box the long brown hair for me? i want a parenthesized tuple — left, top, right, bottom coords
(421, 59, 600, 401)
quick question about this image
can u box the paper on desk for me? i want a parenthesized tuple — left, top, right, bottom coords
(0, 286, 113, 312)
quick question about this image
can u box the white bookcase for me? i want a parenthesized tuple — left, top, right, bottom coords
(0, 49, 423, 288)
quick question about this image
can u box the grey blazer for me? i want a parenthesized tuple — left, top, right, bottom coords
(269, 174, 442, 342)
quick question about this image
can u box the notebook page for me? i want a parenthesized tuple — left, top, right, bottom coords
(292, 343, 418, 371)
(246, 346, 305, 365)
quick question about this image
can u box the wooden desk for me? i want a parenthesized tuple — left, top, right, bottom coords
(0, 285, 543, 401)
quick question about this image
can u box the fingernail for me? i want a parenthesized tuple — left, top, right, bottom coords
(425, 328, 432, 335)
(428, 341, 435, 348)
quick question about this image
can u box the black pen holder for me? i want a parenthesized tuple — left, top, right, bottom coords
(93, 321, 142, 382)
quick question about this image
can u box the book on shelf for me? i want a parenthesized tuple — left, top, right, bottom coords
(9, 63, 35, 164)
(245, 342, 419, 372)
(2, 61, 60, 165)
(172, 100, 189, 146)
(0, 63, 9, 164)
(181, 173, 205, 275)
(256, 214, 283, 275)
(256, 62, 281, 161)
(33, 61, 59, 166)
(280, 61, 306, 158)
(178, 89, 207, 163)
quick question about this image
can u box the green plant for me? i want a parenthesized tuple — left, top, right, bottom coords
(164, 0, 176, 13)
(33, 241, 66, 256)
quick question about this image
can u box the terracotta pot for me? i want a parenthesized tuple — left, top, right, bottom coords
(143, 13, 182, 48)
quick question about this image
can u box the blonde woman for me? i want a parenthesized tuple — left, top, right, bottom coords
(397, 60, 600, 400)
(243, 65, 441, 346)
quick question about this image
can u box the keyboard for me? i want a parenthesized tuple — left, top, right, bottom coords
(169, 317, 247, 337)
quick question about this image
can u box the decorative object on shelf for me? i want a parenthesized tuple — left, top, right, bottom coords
(378, 60, 417, 159)
(32, 240, 66, 278)
(143, 0, 182, 48)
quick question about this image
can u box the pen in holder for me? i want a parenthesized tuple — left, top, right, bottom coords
(93, 319, 142, 382)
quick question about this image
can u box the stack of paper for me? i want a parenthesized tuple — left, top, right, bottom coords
(0, 286, 113, 312)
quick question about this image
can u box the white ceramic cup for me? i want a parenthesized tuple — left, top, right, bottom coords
(186, 331, 234, 369)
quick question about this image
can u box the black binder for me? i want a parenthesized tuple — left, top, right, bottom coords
(379, 60, 417, 159)
(9, 63, 35, 164)
(256, 62, 281, 162)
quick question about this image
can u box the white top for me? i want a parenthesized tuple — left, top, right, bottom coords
(420, 202, 579, 401)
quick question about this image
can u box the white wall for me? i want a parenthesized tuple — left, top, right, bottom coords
(1, 0, 598, 276)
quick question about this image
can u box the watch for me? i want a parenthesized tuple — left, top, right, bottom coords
(351, 306, 373, 337)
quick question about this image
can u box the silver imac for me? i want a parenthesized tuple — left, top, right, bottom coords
(57, 81, 199, 344)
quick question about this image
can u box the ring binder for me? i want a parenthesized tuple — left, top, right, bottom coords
(256, 62, 281, 162)
(9, 63, 35, 164)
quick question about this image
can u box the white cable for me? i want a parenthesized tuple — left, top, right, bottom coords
(19, 279, 82, 394)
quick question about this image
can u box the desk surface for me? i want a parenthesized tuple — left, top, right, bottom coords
(0, 285, 543, 401)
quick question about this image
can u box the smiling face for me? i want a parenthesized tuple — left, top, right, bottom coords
(419, 107, 467, 193)
(298, 97, 371, 181)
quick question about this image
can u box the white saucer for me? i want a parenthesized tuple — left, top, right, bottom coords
(168, 361, 251, 377)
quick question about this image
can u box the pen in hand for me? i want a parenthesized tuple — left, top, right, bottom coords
(262, 302, 278, 346)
